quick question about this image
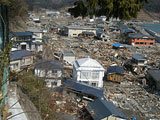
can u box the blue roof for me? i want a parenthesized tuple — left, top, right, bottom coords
(107, 66, 125, 74)
(113, 43, 121, 47)
(10, 50, 34, 61)
(86, 99, 126, 120)
(132, 54, 147, 60)
(12, 32, 33, 37)
(63, 79, 104, 98)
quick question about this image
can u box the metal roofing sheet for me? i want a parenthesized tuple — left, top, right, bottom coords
(86, 99, 126, 120)
(63, 79, 104, 98)
(132, 54, 147, 60)
(147, 69, 160, 82)
(107, 66, 125, 74)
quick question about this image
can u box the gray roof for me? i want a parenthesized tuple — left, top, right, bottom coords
(10, 50, 34, 61)
(63, 50, 75, 56)
(63, 79, 104, 98)
(86, 99, 126, 120)
(31, 41, 43, 45)
(147, 69, 160, 82)
(27, 28, 42, 33)
(128, 33, 155, 39)
(107, 66, 125, 75)
(35, 60, 64, 70)
(66, 26, 96, 30)
(12, 32, 33, 37)
(132, 54, 147, 60)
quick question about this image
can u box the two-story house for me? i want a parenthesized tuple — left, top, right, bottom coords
(10, 50, 34, 72)
(73, 58, 104, 88)
(11, 32, 43, 52)
(34, 60, 64, 88)
(27, 28, 43, 42)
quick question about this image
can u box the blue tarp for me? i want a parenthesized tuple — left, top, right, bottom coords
(63, 79, 104, 98)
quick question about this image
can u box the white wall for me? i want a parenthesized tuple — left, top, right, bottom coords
(73, 68, 104, 88)
(68, 29, 96, 37)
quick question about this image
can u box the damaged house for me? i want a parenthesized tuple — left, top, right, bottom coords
(131, 54, 148, 66)
(128, 33, 155, 46)
(63, 79, 105, 101)
(106, 66, 125, 83)
(146, 69, 160, 91)
(34, 60, 64, 88)
(64, 26, 97, 37)
(79, 99, 126, 120)
(73, 58, 104, 88)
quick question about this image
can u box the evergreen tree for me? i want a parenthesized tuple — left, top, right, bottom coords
(68, 0, 149, 20)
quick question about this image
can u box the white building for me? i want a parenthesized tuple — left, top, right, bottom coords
(35, 60, 64, 88)
(64, 26, 97, 37)
(27, 28, 43, 42)
(73, 58, 104, 88)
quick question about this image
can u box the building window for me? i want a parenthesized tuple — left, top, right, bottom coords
(21, 59, 25, 65)
(92, 72, 99, 79)
(52, 69, 57, 73)
(11, 63, 19, 70)
(140, 42, 144, 44)
(91, 82, 98, 87)
(73, 34, 77, 36)
(135, 42, 139, 44)
(80, 72, 91, 79)
(150, 43, 153, 45)
(26, 58, 32, 64)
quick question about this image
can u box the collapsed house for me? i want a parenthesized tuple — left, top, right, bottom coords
(73, 58, 105, 88)
(128, 33, 155, 46)
(106, 66, 125, 83)
(64, 26, 97, 37)
(146, 69, 160, 91)
(131, 54, 148, 66)
(79, 99, 126, 120)
(63, 79, 105, 101)
(97, 32, 110, 41)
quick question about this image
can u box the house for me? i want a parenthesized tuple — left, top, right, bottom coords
(63, 79, 105, 101)
(128, 33, 155, 46)
(10, 50, 34, 72)
(27, 28, 43, 42)
(146, 69, 160, 91)
(106, 66, 125, 83)
(132, 54, 148, 66)
(64, 26, 97, 37)
(80, 99, 126, 120)
(34, 60, 64, 88)
(11, 32, 33, 42)
(73, 58, 104, 88)
(11, 32, 43, 52)
(61, 50, 75, 65)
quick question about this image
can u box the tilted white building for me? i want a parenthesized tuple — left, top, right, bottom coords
(73, 58, 104, 88)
